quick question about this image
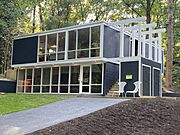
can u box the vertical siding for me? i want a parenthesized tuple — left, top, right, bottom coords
(121, 61, 139, 92)
(141, 58, 161, 96)
(103, 63, 119, 95)
(103, 26, 120, 58)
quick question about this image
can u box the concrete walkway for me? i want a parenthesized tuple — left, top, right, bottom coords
(0, 97, 129, 135)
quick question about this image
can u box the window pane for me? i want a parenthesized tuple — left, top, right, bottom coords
(18, 86, 24, 93)
(25, 86, 31, 93)
(68, 30, 76, 50)
(39, 55, 45, 62)
(39, 35, 46, 54)
(70, 86, 79, 93)
(42, 86, 49, 93)
(60, 86, 68, 93)
(71, 66, 80, 84)
(52, 67, 59, 84)
(58, 52, 65, 60)
(77, 50, 89, 58)
(42, 68, 50, 85)
(33, 86, 40, 93)
(47, 53, 56, 61)
(91, 64, 102, 84)
(58, 32, 65, 52)
(91, 26, 100, 48)
(78, 28, 89, 49)
(60, 67, 69, 84)
(68, 51, 76, 59)
(83, 67, 90, 85)
(26, 69, 32, 86)
(18, 69, 25, 85)
(91, 85, 101, 93)
(91, 49, 100, 57)
(47, 34, 57, 53)
(51, 86, 58, 93)
(34, 68, 41, 85)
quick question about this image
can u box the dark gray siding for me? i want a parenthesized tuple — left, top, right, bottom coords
(142, 66, 151, 96)
(0, 80, 16, 93)
(12, 36, 38, 65)
(121, 61, 139, 93)
(141, 57, 161, 96)
(103, 26, 120, 58)
(103, 63, 119, 95)
(124, 35, 131, 57)
(153, 69, 160, 96)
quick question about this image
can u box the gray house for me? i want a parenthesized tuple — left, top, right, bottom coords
(11, 17, 165, 97)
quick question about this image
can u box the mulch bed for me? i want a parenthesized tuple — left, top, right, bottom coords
(28, 98, 180, 135)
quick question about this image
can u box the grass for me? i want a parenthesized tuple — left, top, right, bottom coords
(0, 94, 75, 115)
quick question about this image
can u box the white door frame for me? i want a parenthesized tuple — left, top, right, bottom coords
(80, 65, 91, 94)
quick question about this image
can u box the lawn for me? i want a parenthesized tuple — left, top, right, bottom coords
(0, 94, 75, 115)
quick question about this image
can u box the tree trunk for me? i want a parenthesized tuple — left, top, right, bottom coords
(146, 0, 151, 24)
(32, 5, 36, 33)
(39, 3, 45, 31)
(165, 0, 174, 90)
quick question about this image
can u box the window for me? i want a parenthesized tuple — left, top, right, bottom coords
(47, 34, 57, 61)
(17, 69, 25, 92)
(91, 26, 100, 57)
(33, 68, 41, 93)
(70, 66, 80, 93)
(58, 32, 65, 60)
(39, 36, 46, 62)
(91, 64, 102, 93)
(51, 67, 59, 93)
(77, 28, 90, 58)
(25, 69, 32, 93)
(60, 66, 69, 93)
(68, 30, 76, 59)
(42, 68, 50, 93)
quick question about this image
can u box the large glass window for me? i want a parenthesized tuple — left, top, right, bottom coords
(91, 64, 102, 93)
(33, 68, 41, 93)
(47, 34, 57, 61)
(39, 35, 46, 62)
(91, 26, 100, 57)
(42, 68, 50, 93)
(25, 69, 32, 93)
(34, 68, 41, 85)
(51, 67, 59, 93)
(58, 32, 65, 60)
(17, 69, 25, 92)
(70, 66, 80, 93)
(68, 30, 76, 59)
(60, 66, 69, 93)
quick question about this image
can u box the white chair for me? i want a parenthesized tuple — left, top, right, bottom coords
(112, 82, 127, 97)
(125, 81, 140, 97)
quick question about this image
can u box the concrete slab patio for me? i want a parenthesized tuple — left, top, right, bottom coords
(0, 97, 129, 135)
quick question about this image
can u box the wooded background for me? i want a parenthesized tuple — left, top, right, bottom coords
(0, 0, 179, 90)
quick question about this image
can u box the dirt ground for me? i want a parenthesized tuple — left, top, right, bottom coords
(28, 98, 180, 135)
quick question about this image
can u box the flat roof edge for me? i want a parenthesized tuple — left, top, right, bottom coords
(14, 21, 106, 40)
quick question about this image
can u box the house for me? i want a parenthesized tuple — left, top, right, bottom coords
(11, 17, 165, 96)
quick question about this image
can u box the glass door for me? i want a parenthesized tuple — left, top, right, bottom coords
(81, 66, 90, 93)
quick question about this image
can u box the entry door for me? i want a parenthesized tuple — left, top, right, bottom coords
(81, 66, 90, 93)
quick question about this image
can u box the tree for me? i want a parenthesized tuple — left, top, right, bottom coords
(165, 0, 175, 90)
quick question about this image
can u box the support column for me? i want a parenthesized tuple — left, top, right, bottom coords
(65, 31, 68, 60)
(120, 24, 124, 57)
(132, 30, 135, 56)
(149, 27, 153, 60)
(158, 33, 162, 63)
(138, 21, 142, 56)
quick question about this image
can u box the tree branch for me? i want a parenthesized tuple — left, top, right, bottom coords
(122, 0, 142, 17)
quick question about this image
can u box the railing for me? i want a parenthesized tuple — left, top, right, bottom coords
(108, 17, 165, 64)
